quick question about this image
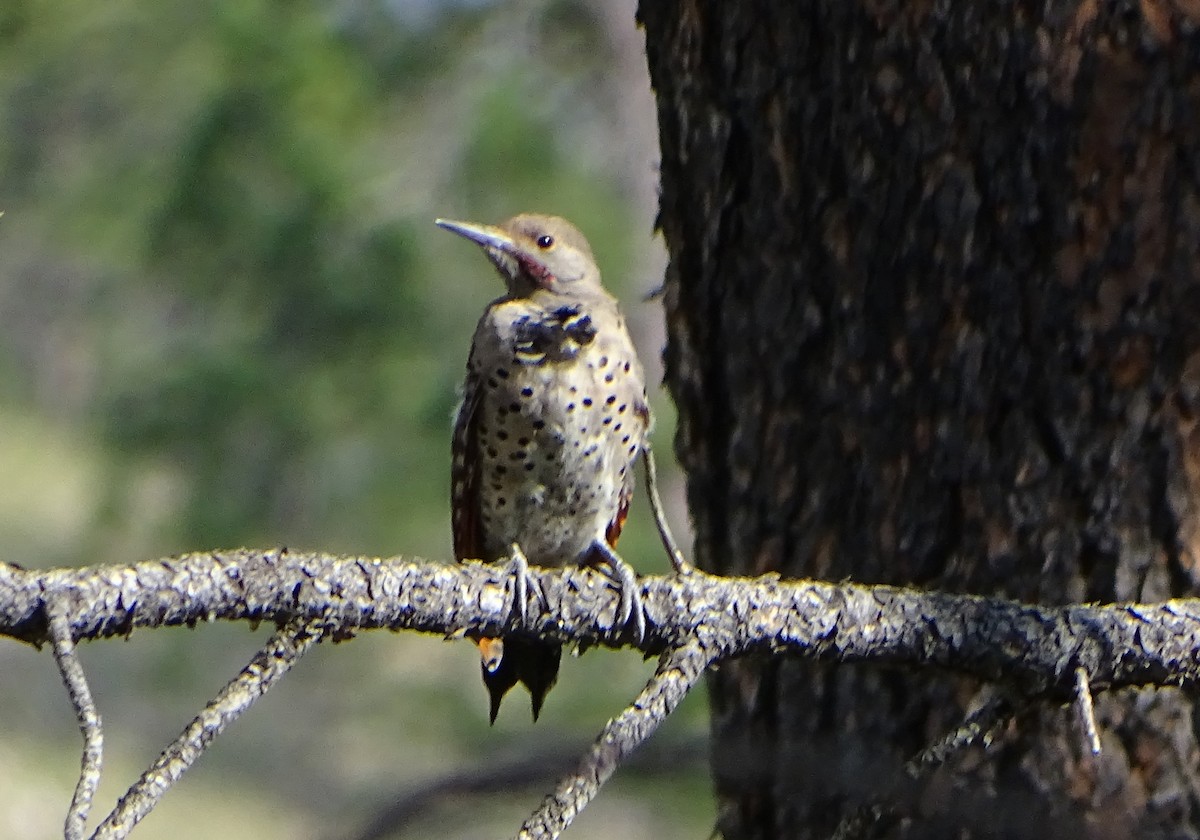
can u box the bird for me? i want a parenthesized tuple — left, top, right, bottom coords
(439, 212, 654, 723)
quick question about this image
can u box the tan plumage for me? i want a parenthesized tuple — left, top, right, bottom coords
(440, 214, 650, 722)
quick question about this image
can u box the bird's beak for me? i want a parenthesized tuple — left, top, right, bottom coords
(436, 217, 554, 287)
(435, 218, 518, 254)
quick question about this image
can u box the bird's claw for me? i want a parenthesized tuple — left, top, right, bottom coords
(507, 542, 544, 625)
(592, 541, 647, 642)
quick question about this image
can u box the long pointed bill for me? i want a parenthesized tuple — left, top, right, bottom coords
(435, 217, 555, 287)
(435, 218, 518, 253)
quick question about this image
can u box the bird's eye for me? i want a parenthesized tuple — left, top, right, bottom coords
(536, 234, 554, 249)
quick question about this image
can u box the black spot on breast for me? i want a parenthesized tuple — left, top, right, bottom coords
(614, 423, 622, 432)
(622, 435, 631, 444)
(497, 431, 509, 441)
(582, 398, 593, 408)
(509, 402, 520, 412)
(487, 446, 499, 457)
(524, 463, 535, 471)
(532, 419, 546, 430)
(518, 437, 530, 446)
(623, 361, 631, 372)
(511, 450, 527, 461)
(487, 378, 499, 388)
(567, 403, 576, 412)
(604, 372, 614, 383)
(602, 417, 612, 426)
(496, 368, 509, 379)
(606, 395, 616, 404)
(599, 355, 609, 367)
(497, 497, 507, 507)
(521, 387, 534, 397)
(618, 404, 627, 414)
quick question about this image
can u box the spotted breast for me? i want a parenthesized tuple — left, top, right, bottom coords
(441, 213, 651, 722)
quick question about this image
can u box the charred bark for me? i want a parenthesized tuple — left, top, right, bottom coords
(640, 1, 1200, 837)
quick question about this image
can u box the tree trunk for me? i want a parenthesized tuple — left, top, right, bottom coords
(639, 2, 1200, 837)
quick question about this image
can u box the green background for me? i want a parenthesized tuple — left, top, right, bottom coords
(0, 1, 709, 837)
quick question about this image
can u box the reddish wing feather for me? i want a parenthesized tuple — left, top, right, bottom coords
(604, 398, 651, 548)
(605, 496, 630, 547)
(451, 370, 484, 563)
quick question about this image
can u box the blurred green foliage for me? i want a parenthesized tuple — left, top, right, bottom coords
(0, 1, 708, 837)
(0, 0, 643, 556)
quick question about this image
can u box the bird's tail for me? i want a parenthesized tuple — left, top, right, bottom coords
(476, 636, 562, 723)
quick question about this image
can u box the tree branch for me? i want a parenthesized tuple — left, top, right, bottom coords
(3, 550, 1199, 698)
(47, 595, 103, 840)
(89, 616, 329, 840)
(338, 736, 706, 840)
(516, 640, 710, 840)
(8, 549, 1200, 836)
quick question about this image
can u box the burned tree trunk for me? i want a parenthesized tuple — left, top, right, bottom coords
(639, 1, 1200, 837)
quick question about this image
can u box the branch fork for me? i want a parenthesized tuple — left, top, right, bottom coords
(4, 552, 1200, 838)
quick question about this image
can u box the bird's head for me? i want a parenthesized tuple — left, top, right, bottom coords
(436, 213, 604, 299)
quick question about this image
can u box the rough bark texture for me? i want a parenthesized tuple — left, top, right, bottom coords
(639, 1, 1200, 838)
(19, 554, 1200, 694)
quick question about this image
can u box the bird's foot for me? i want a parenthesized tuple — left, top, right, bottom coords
(591, 541, 646, 642)
(506, 542, 545, 625)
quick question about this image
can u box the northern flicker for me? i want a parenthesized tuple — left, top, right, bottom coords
(440, 213, 654, 722)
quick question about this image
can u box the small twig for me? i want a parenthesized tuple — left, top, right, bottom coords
(339, 736, 706, 840)
(641, 445, 693, 574)
(1074, 667, 1102, 756)
(905, 691, 1016, 776)
(89, 617, 329, 840)
(515, 640, 710, 840)
(830, 692, 1019, 840)
(48, 597, 103, 840)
